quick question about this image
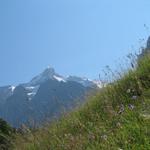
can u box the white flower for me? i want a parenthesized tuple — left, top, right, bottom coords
(101, 134, 107, 141)
(126, 89, 131, 93)
(131, 95, 137, 100)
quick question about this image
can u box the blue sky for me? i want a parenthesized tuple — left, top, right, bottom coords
(0, 0, 150, 86)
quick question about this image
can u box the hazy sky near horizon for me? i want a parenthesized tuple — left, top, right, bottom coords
(0, 0, 150, 86)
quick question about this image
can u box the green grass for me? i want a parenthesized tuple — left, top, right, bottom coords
(13, 53, 150, 150)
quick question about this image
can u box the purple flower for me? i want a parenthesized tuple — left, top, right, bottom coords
(128, 104, 135, 110)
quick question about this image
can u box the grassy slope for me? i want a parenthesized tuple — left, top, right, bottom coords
(13, 54, 150, 150)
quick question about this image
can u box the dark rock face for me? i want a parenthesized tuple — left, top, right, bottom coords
(147, 36, 150, 49)
(0, 67, 97, 127)
(138, 36, 150, 59)
(0, 86, 14, 104)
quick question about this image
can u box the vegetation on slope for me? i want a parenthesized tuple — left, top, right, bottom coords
(13, 53, 150, 150)
(0, 118, 14, 150)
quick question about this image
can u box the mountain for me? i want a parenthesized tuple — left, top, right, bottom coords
(0, 67, 99, 127)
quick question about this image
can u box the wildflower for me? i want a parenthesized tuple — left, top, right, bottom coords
(131, 95, 137, 100)
(118, 104, 125, 114)
(116, 122, 121, 128)
(101, 134, 107, 141)
(70, 135, 74, 141)
(64, 133, 69, 137)
(126, 89, 131, 94)
(88, 133, 95, 141)
(128, 104, 135, 110)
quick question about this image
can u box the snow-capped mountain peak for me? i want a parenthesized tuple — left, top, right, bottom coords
(42, 66, 55, 77)
(0, 66, 101, 103)
(28, 66, 100, 88)
(29, 66, 57, 86)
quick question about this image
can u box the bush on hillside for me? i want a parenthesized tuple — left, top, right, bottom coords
(0, 118, 14, 150)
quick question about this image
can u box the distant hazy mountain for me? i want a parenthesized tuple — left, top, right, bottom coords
(0, 67, 100, 127)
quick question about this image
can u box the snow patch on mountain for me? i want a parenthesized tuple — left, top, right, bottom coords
(25, 86, 35, 90)
(93, 80, 102, 88)
(53, 75, 66, 82)
(25, 85, 40, 100)
(8, 86, 16, 92)
(27, 93, 35, 96)
(66, 76, 97, 88)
